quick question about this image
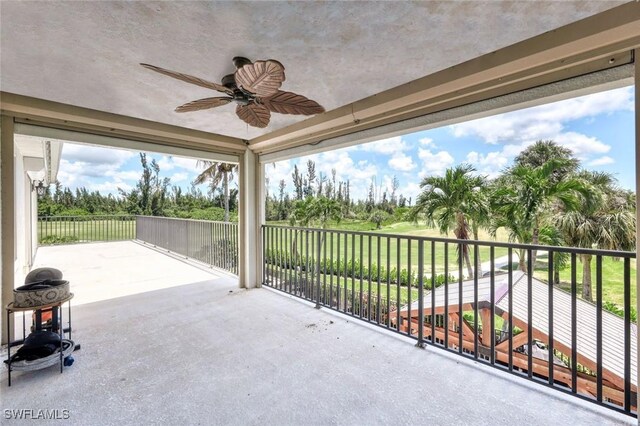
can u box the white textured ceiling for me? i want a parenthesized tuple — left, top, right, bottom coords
(0, 1, 625, 140)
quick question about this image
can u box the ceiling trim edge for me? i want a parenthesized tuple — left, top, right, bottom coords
(250, 2, 640, 155)
(0, 92, 247, 155)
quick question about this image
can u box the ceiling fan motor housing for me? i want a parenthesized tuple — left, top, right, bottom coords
(222, 73, 252, 105)
(221, 74, 236, 89)
(232, 56, 252, 69)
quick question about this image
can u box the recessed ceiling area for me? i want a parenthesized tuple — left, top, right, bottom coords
(0, 1, 626, 140)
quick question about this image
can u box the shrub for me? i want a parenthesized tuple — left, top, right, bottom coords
(39, 235, 79, 245)
(603, 300, 637, 322)
(265, 248, 454, 289)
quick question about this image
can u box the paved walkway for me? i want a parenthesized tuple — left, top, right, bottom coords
(30, 240, 225, 306)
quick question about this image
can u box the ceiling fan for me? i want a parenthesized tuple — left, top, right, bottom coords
(141, 57, 325, 128)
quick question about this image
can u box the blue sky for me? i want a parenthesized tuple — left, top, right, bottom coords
(57, 85, 635, 201)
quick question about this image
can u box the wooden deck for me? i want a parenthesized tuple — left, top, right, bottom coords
(393, 271, 637, 411)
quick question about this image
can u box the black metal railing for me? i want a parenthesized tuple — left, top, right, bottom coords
(261, 224, 637, 417)
(136, 216, 238, 275)
(38, 215, 135, 245)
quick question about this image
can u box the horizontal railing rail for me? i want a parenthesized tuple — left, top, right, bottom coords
(136, 215, 238, 276)
(38, 215, 135, 245)
(264, 223, 636, 257)
(262, 224, 637, 417)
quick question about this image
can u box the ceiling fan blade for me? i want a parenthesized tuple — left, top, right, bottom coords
(141, 63, 233, 95)
(261, 90, 325, 116)
(234, 60, 285, 98)
(236, 103, 270, 128)
(175, 97, 233, 113)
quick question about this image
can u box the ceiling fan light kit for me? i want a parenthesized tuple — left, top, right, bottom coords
(141, 57, 325, 128)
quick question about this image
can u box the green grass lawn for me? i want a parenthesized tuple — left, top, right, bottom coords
(265, 221, 512, 277)
(40, 215, 636, 312)
(266, 220, 637, 312)
(533, 255, 636, 308)
(267, 264, 420, 304)
(38, 218, 135, 244)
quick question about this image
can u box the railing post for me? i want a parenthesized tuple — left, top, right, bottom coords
(416, 240, 425, 348)
(634, 51, 640, 413)
(315, 229, 322, 309)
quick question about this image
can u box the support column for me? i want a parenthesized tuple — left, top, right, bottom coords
(238, 148, 264, 289)
(635, 48, 640, 414)
(1, 115, 15, 344)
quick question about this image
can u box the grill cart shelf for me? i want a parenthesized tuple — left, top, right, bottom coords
(4, 294, 74, 386)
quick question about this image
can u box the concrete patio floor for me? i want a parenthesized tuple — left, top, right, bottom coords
(1, 242, 633, 425)
(30, 240, 226, 306)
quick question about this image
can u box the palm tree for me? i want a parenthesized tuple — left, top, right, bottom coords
(411, 164, 487, 279)
(514, 140, 579, 182)
(292, 196, 342, 229)
(491, 159, 588, 272)
(288, 196, 342, 294)
(194, 161, 238, 222)
(488, 200, 532, 272)
(289, 195, 342, 262)
(467, 184, 491, 277)
(555, 171, 635, 301)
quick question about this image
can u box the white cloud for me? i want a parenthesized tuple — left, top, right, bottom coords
(450, 87, 633, 145)
(57, 144, 207, 196)
(466, 151, 509, 178)
(59, 144, 135, 180)
(588, 156, 615, 167)
(445, 87, 632, 176)
(170, 172, 189, 182)
(265, 160, 293, 189)
(269, 149, 380, 200)
(419, 137, 434, 147)
(173, 157, 200, 170)
(157, 156, 175, 171)
(553, 132, 610, 159)
(56, 163, 79, 187)
(61, 144, 135, 167)
(86, 181, 133, 193)
(388, 152, 416, 172)
(104, 170, 140, 181)
(360, 136, 409, 154)
(403, 182, 422, 202)
(417, 148, 455, 176)
(157, 155, 200, 172)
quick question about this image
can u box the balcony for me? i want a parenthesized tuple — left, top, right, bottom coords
(1, 240, 633, 424)
(262, 224, 638, 418)
(1, 215, 635, 423)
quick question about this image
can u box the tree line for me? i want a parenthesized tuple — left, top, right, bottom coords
(265, 159, 411, 226)
(38, 153, 239, 222)
(264, 140, 635, 303)
(410, 140, 636, 302)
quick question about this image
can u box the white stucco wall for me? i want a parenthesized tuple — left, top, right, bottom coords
(14, 146, 31, 285)
(12, 146, 41, 287)
(30, 189, 37, 264)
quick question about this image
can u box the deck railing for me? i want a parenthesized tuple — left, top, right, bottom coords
(262, 224, 637, 417)
(136, 216, 238, 275)
(38, 215, 135, 245)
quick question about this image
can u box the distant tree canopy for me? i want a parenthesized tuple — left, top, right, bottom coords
(38, 153, 238, 221)
(410, 140, 636, 300)
(265, 159, 407, 226)
(514, 139, 579, 182)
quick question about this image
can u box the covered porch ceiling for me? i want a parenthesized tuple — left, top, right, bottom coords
(1, 1, 636, 156)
